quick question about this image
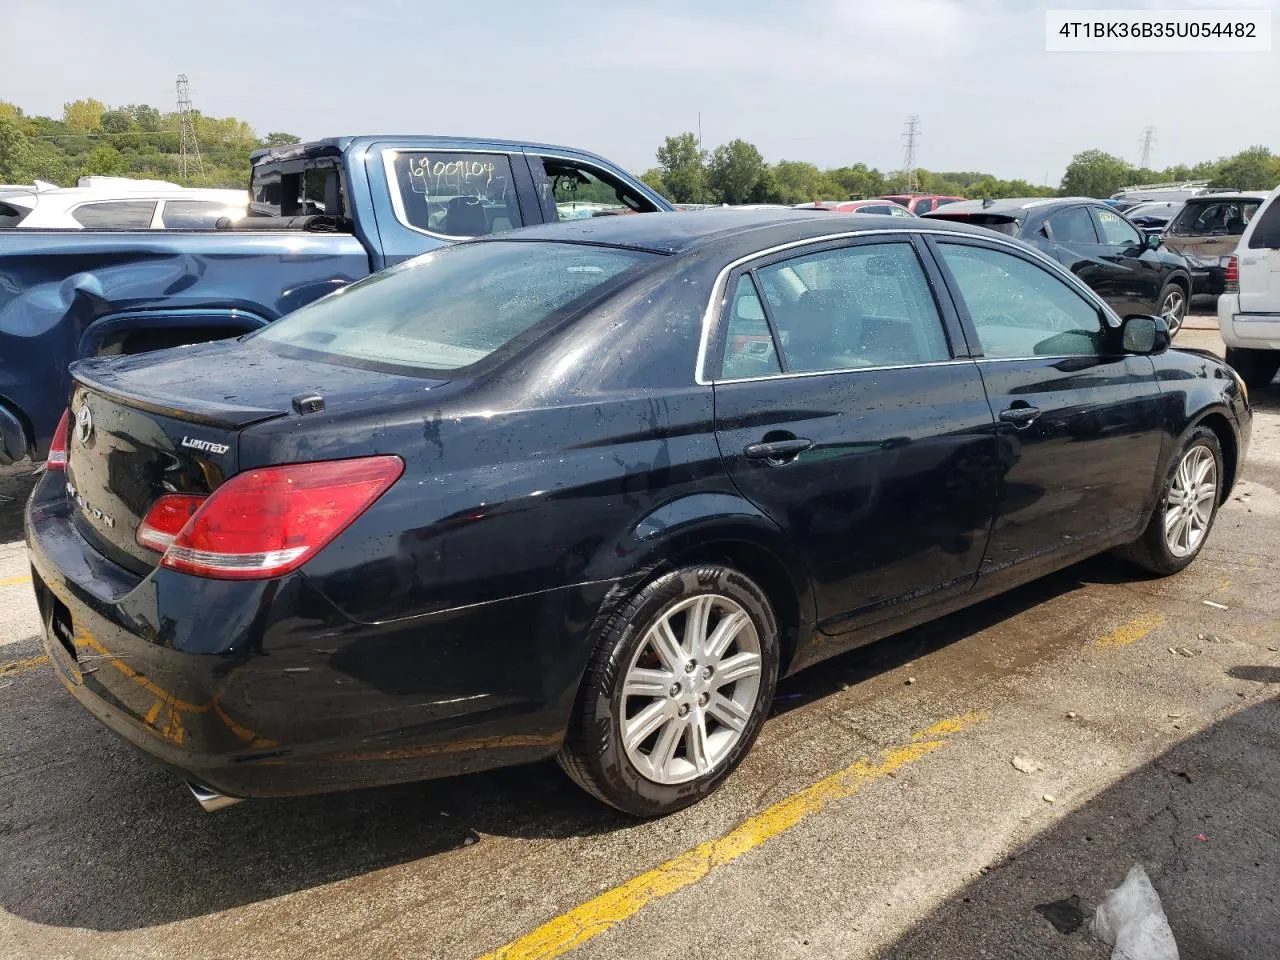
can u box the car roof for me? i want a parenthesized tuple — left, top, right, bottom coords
(1181, 192, 1271, 203)
(924, 197, 1092, 218)
(480, 208, 1002, 255)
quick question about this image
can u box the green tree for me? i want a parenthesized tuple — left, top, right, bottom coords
(1060, 149, 1135, 198)
(127, 104, 163, 132)
(706, 139, 764, 204)
(63, 98, 106, 133)
(100, 109, 134, 134)
(0, 117, 30, 180)
(656, 132, 707, 203)
(79, 146, 126, 177)
(0, 101, 22, 121)
(639, 168, 667, 197)
(828, 163, 885, 200)
(767, 160, 828, 204)
(261, 131, 300, 147)
(1214, 146, 1279, 190)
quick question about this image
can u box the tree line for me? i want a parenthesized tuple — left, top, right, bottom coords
(2, 100, 1277, 204)
(641, 132, 1280, 205)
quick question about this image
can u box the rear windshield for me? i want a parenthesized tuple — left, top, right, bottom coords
(1169, 199, 1261, 236)
(255, 241, 658, 373)
(928, 213, 1020, 237)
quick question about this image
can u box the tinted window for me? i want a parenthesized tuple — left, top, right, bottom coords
(159, 199, 248, 229)
(536, 157, 651, 222)
(251, 162, 347, 217)
(257, 241, 654, 373)
(1095, 208, 1143, 247)
(1248, 198, 1280, 249)
(721, 274, 781, 379)
(857, 204, 896, 215)
(914, 198, 934, 214)
(71, 200, 156, 229)
(0, 201, 29, 227)
(1172, 200, 1260, 236)
(755, 242, 950, 372)
(937, 243, 1106, 359)
(389, 151, 522, 237)
(1046, 206, 1098, 244)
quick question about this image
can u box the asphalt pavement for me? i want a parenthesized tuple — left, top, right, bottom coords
(1, 317, 1277, 960)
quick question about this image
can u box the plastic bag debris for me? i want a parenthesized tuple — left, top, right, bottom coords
(1092, 864, 1179, 960)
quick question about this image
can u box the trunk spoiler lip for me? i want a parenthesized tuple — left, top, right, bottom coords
(70, 358, 289, 430)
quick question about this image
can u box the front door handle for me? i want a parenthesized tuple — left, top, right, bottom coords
(743, 438, 814, 462)
(999, 405, 1042, 427)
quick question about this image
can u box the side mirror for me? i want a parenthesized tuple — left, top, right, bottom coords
(1121, 314, 1170, 355)
(1144, 232, 1162, 250)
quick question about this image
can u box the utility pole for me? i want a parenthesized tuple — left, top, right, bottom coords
(901, 115, 920, 192)
(697, 112, 702, 153)
(1139, 125, 1156, 170)
(176, 74, 205, 179)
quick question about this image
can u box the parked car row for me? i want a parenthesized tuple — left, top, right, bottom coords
(1218, 183, 1280, 387)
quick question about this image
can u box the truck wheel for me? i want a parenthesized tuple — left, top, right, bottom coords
(1157, 282, 1186, 337)
(1117, 426, 1222, 576)
(1225, 347, 1280, 389)
(559, 565, 780, 817)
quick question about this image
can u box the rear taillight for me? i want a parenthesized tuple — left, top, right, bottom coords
(139, 455, 403, 580)
(46, 409, 70, 470)
(1224, 255, 1239, 293)
(137, 494, 206, 552)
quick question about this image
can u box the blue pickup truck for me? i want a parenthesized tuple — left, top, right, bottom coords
(0, 135, 671, 463)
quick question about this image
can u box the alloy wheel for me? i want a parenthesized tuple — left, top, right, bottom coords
(1160, 288, 1185, 335)
(1164, 444, 1217, 558)
(620, 593, 763, 785)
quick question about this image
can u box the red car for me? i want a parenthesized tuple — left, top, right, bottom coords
(793, 199, 914, 217)
(878, 194, 965, 215)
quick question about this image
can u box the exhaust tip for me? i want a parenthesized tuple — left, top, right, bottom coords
(187, 781, 243, 813)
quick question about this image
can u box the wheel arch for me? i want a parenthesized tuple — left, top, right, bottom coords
(1189, 409, 1239, 502)
(1164, 270, 1192, 299)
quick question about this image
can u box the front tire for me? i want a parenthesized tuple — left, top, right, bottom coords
(559, 565, 780, 817)
(1157, 282, 1186, 337)
(1225, 347, 1280, 390)
(1118, 426, 1223, 576)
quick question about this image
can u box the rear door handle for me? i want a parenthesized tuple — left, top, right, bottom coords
(999, 406, 1042, 427)
(743, 438, 814, 462)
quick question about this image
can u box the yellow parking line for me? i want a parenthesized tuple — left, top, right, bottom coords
(0, 574, 32, 588)
(477, 711, 985, 960)
(1094, 613, 1163, 648)
(0, 654, 49, 677)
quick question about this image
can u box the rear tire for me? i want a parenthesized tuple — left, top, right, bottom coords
(1117, 426, 1222, 576)
(559, 565, 780, 817)
(1225, 347, 1280, 390)
(1156, 282, 1186, 337)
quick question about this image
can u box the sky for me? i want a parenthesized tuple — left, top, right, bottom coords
(0, 0, 1276, 186)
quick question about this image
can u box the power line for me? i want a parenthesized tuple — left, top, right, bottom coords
(1139, 126, 1156, 169)
(176, 74, 204, 178)
(901, 115, 920, 192)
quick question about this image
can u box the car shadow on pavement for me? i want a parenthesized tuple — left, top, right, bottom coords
(876, 694, 1280, 960)
(0, 554, 1185, 933)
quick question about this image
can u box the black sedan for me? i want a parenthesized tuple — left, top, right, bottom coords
(924, 198, 1194, 335)
(26, 211, 1251, 817)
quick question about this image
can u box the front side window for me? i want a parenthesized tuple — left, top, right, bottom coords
(159, 200, 248, 229)
(753, 242, 950, 373)
(256, 241, 655, 373)
(936, 242, 1106, 359)
(388, 151, 522, 237)
(533, 157, 654, 223)
(71, 200, 157, 229)
(1046, 206, 1098, 244)
(1094, 208, 1143, 247)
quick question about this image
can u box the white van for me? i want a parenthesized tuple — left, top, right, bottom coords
(1218, 183, 1280, 387)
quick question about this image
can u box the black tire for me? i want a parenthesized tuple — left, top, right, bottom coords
(1156, 281, 1187, 337)
(559, 564, 780, 817)
(1117, 426, 1223, 576)
(1225, 347, 1280, 390)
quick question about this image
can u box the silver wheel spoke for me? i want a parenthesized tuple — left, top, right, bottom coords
(649, 717, 684, 775)
(1164, 504, 1182, 534)
(624, 700, 669, 751)
(651, 617, 688, 674)
(624, 667, 674, 699)
(703, 610, 749, 661)
(707, 692, 750, 733)
(687, 715, 711, 775)
(715, 651, 762, 687)
(684, 595, 714, 658)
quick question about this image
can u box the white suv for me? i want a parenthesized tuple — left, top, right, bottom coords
(1218, 183, 1280, 388)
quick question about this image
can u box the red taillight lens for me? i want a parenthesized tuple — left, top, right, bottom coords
(46, 409, 70, 470)
(137, 494, 206, 552)
(154, 455, 403, 580)
(1224, 255, 1239, 293)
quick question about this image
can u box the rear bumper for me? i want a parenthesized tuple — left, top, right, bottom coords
(1218, 294, 1280, 350)
(25, 473, 614, 799)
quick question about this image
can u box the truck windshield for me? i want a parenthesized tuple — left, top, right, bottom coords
(255, 241, 658, 374)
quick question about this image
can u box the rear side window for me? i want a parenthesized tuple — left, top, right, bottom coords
(752, 242, 950, 373)
(1045, 206, 1098, 244)
(721, 274, 781, 379)
(256, 241, 656, 373)
(159, 199, 247, 228)
(71, 200, 156, 229)
(1248, 198, 1280, 249)
(0, 201, 28, 227)
(387, 151, 523, 237)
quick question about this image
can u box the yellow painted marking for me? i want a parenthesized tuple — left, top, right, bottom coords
(143, 700, 163, 726)
(0, 574, 32, 588)
(1095, 613, 1163, 648)
(477, 712, 985, 960)
(0, 654, 49, 677)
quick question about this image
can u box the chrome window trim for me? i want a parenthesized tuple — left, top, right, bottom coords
(695, 227, 1122, 385)
(380, 146, 524, 241)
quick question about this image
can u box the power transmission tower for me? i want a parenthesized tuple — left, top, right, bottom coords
(176, 74, 204, 179)
(901, 115, 921, 192)
(1139, 126, 1157, 169)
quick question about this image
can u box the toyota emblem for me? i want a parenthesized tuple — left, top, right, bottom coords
(75, 405, 93, 444)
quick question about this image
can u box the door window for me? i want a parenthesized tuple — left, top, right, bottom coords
(387, 151, 523, 237)
(936, 243, 1107, 359)
(1045, 206, 1099, 244)
(721, 275, 782, 379)
(532, 157, 655, 222)
(71, 200, 157, 229)
(1248, 198, 1280, 249)
(1094, 208, 1143, 247)
(752, 242, 950, 373)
